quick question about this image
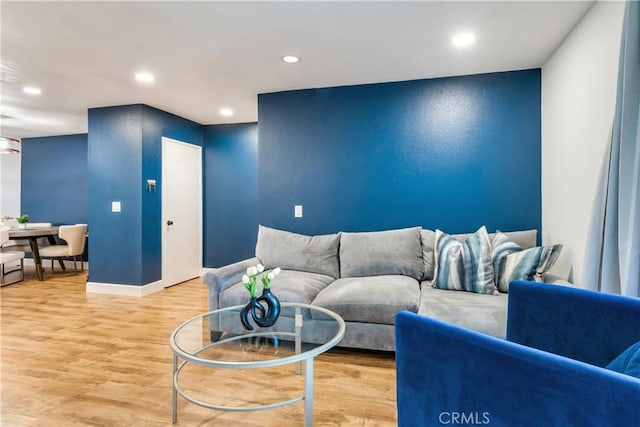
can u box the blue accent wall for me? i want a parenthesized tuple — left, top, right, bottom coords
(258, 69, 542, 236)
(141, 106, 203, 284)
(203, 123, 258, 267)
(88, 105, 143, 285)
(88, 104, 202, 286)
(21, 134, 88, 225)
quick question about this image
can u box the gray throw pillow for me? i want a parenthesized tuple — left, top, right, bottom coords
(255, 225, 340, 278)
(339, 227, 423, 280)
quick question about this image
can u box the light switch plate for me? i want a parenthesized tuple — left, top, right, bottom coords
(294, 205, 303, 218)
(112, 201, 121, 213)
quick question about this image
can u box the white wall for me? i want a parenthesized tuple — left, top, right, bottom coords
(542, 1, 625, 285)
(0, 152, 21, 218)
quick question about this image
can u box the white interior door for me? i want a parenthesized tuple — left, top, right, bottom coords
(162, 137, 202, 287)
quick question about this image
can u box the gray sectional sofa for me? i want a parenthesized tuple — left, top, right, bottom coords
(203, 225, 562, 351)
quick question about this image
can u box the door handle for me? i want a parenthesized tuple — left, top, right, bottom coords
(167, 220, 174, 226)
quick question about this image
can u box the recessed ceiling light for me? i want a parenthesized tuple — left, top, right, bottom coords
(452, 32, 476, 48)
(282, 55, 300, 64)
(23, 86, 42, 95)
(219, 108, 234, 117)
(135, 71, 154, 83)
(0, 136, 21, 154)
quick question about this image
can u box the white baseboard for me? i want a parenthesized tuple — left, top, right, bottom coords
(86, 280, 164, 297)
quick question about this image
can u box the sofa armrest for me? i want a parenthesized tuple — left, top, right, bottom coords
(202, 257, 259, 311)
(395, 311, 640, 427)
(507, 281, 640, 367)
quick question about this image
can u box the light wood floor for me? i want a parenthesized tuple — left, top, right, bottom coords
(1, 266, 397, 426)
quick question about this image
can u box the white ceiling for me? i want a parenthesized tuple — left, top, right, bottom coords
(1, 1, 594, 139)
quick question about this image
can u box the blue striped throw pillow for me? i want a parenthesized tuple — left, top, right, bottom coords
(492, 231, 562, 292)
(433, 226, 498, 295)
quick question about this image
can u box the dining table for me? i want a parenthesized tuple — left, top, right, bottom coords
(8, 226, 63, 281)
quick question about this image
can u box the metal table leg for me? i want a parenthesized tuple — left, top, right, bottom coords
(304, 358, 314, 427)
(172, 354, 178, 424)
(295, 307, 302, 375)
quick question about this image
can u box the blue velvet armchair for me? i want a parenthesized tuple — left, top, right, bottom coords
(395, 281, 640, 427)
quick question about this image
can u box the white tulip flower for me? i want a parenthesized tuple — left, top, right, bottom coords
(257, 264, 265, 273)
(242, 274, 250, 284)
(273, 267, 281, 276)
(268, 271, 275, 280)
(247, 266, 257, 276)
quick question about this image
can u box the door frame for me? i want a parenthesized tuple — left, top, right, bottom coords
(161, 137, 203, 287)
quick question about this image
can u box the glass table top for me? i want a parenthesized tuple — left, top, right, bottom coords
(170, 302, 345, 368)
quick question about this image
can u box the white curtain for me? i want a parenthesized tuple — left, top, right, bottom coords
(583, 0, 639, 297)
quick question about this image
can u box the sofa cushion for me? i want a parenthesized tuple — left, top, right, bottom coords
(339, 227, 423, 280)
(418, 283, 508, 338)
(496, 229, 537, 250)
(420, 228, 436, 280)
(255, 225, 340, 278)
(492, 231, 562, 292)
(453, 229, 537, 249)
(311, 275, 420, 325)
(433, 226, 498, 295)
(220, 269, 335, 314)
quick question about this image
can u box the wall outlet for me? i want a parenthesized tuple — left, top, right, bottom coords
(112, 201, 121, 213)
(294, 205, 303, 218)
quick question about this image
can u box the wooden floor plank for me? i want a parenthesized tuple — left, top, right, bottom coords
(1, 267, 397, 426)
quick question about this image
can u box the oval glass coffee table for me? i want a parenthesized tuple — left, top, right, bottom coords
(170, 302, 345, 426)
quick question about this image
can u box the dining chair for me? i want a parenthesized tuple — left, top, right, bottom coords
(1, 229, 25, 286)
(39, 224, 88, 273)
